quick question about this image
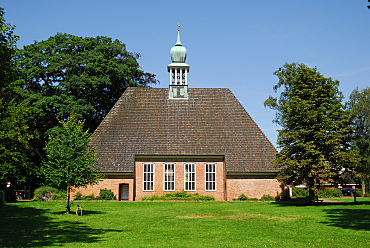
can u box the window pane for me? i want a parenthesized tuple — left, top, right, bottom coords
(205, 163, 215, 191)
(144, 163, 154, 191)
(164, 163, 175, 191)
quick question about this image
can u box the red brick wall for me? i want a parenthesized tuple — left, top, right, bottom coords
(73, 175, 134, 201)
(73, 165, 281, 202)
(135, 158, 225, 201)
(226, 175, 280, 200)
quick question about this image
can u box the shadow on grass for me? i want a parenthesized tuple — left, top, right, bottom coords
(322, 207, 370, 231)
(52, 210, 106, 215)
(271, 198, 370, 207)
(0, 202, 123, 247)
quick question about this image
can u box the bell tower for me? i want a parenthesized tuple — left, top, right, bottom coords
(168, 24, 189, 99)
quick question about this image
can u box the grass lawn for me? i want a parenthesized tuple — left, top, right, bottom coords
(1, 198, 369, 247)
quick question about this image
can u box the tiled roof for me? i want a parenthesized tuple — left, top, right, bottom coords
(91, 87, 278, 173)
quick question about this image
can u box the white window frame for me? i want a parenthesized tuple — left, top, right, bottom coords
(143, 163, 154, 191)
(184, 163, 196, 191)
(205, 163, 216, 191)
(164, 163, 175, 191)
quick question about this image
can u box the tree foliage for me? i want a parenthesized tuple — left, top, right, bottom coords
(347, 87, 370, 195)
(265, 63, 360, 202)
(13, 33, 158, 184)
(0, 100, 34, 190)
(43, 113, 102, 213)
(0, 7, 18, 97)
(15, 33, 158, 134)
(0, 7, 34, 191)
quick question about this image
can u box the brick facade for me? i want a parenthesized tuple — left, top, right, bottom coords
(135, 157, 225, 201)
(74, 162, 281, 201)
(73, 174, 134, 201)
(226, 174, 280, 200)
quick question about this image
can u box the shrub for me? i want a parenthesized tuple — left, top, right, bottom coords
(316, 188, 342, 198)
(237, 194, 248, 201)
(174, 191, 187, 198)
(141, 191, 215, 201)
(74, 192, 95, 200)
(74, 191, 83, 200)
(260, 194, 274, 201)
(235, 195, 257, 201)
(81, 194, 95, 200)
(355, 189, 362, 197)
(233, 194, 260, 201)
(98, 188, 116, 200)
(33, 186, 59, 201)
(275, 192, 281, 202)
(52, 191, 67, 200)
(292, 187, 308, 197)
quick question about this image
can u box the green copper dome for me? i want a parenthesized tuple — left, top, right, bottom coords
(170, 30, 187, 63)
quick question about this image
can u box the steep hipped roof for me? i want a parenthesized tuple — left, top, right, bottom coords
(91, 87, 278, 173)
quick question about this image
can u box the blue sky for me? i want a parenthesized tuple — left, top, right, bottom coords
(2, 1, 370, 148)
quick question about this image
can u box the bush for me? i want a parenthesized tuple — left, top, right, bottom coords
(237, 194, 248, 201)
(81, 194, 95, 200)
(292, 188, 308, 197)
(74, 191, 83, 200)
(260, 194, 274, 201)
(52, 191, 67, 200)
(74, 192, 95, 200)
(275, 192, 281, 202)
(233, 194, 259, 201)
(355, 189, 363, 197)
(33, 186, 59, 201)
(142, 191, 215, 201)
(316, 188, 342, 198)
(97, 188, 116, 200)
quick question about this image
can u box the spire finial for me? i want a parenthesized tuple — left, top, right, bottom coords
(176, 24, 182, 46)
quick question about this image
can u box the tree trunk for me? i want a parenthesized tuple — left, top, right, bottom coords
(66, 186, 70, 214)
(362, 179, 366, 196)
(308, 187, 315, 204)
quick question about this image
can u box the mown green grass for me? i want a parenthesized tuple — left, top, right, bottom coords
(1, 198, 369, 247)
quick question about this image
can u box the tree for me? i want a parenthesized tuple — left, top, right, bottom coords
(0, 100, 34, 190)
(264, 63, 360, 202)
(43, 113, 102, 214)
(14, 33, 158, 183)
(347, 87, 370, 196)
(15, 33, 158, 134)
(0, 7, 34, 193)
(0, 7, 18, 97)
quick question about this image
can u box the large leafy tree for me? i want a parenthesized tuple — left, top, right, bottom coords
(347, 87, 370, 195)
(264, 63, 360, 202)
(0, 100, 34, 190)
(14, 33, 158, 177)
(16, 33, 158, 134)
(44, 113, 102, 214)
(0, 7, 34, 191)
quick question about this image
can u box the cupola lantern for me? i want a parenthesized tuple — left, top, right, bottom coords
(168, 24, 189, 99)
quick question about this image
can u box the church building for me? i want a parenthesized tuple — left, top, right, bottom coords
(76, 27, 280, 201)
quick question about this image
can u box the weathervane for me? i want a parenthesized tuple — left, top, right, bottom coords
(178, 23, 181, 31)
